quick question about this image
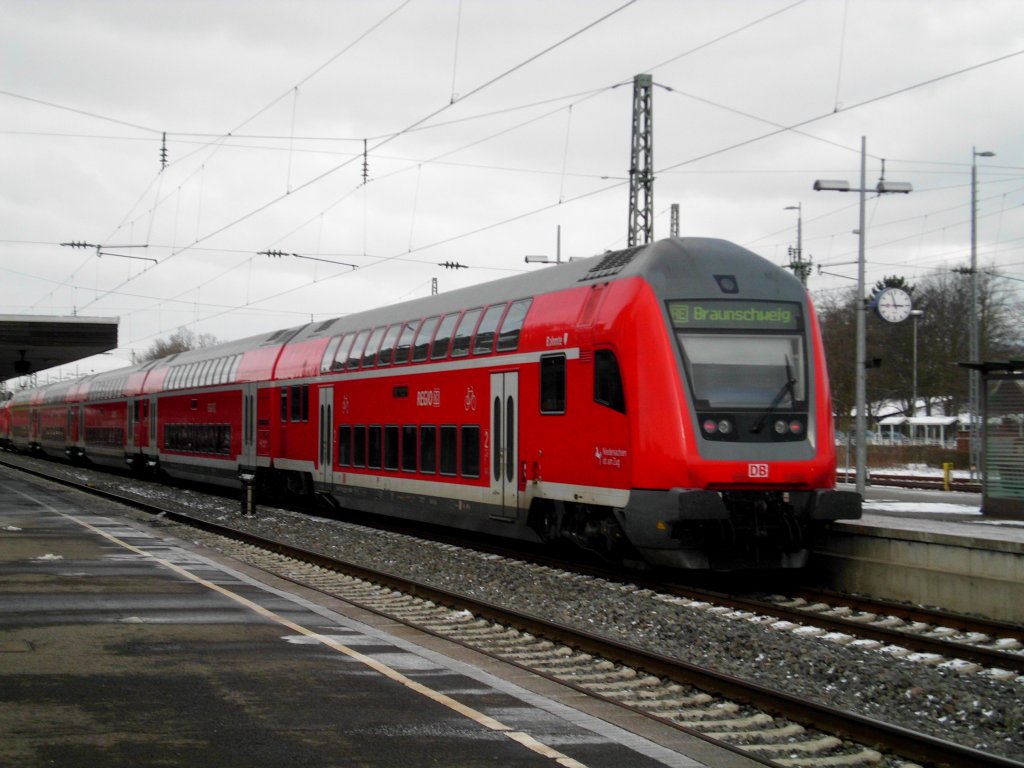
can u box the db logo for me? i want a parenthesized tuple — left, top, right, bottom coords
(748, 463, 769, 479)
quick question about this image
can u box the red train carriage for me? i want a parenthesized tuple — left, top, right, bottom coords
(0, 394, 12, 449)
(2, 238, 860, 569)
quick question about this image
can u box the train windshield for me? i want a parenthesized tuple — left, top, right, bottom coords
(678, 334, 806, 410)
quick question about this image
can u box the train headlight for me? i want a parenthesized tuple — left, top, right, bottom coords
(789, 419, 804, 435)
(703, 418, 718, 435)
(717, 419, 733, 435)
(773, 419, 788, 435)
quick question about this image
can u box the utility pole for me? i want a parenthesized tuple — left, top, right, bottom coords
(627, 74, 653, 247)
(969, 146, 995, 478)
(784, 203, 811, 285)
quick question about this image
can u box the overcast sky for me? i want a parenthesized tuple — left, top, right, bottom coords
(3, 0, 1023, 380)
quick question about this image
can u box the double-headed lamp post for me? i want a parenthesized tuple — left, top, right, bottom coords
(813, 136, 912, 496)
(911, 309, 924, 415)
(969, 147, 995, 477)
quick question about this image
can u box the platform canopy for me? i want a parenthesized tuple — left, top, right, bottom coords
(0, 315, 119, 381)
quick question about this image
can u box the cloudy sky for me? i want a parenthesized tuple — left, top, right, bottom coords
(3, 0, 1023, 380)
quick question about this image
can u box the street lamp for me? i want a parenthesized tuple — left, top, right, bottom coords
(969, 147, 995, 477)
(814, 136, 912, 496)
(911, 309, 924, 418)
(784, 204, 809, 285)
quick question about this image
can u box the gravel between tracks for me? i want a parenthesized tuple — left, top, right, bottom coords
(10, 456, 1024, 762)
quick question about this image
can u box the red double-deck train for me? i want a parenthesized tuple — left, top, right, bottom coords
(1, 238, 859, 568)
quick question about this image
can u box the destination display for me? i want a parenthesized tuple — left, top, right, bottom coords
(668, 300, 800, 331)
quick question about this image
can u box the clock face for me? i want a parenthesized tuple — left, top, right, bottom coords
(876, 287, 913, 323)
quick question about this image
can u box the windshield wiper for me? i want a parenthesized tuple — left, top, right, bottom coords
(750, 355, 796, 434)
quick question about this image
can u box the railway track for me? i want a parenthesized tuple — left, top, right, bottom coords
(3, 454, 1021, 768)
(659, 585, 1024, 678)
(837, 471, 981, 493)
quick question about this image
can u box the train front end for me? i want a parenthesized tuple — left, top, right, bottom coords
(620, 238, 860, 569)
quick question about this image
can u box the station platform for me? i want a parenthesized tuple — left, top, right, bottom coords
(0, 467, 759, 768)
(816, 484, 1024, 623)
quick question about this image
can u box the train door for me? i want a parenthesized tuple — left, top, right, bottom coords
(317, 387, 334, 488)
(489, 372, 519, 520)
(127, 398, 138, 452)
(134, 398, 150, 450)
(149, 396, 158, 457)
(241, 383, 258, 469)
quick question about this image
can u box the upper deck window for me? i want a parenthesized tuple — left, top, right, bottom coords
(321, 336, 343, 373)
(376, 324, 403, 366)
(412, 317, 440, 362)
(431, 313, 461, 360)
(393, 321, 420, 365)
(497, 298, 531, 352)
(472, 303, 506, 355)
(346, 330, 371, 370)
(361, 327, 387, 368)
(331, 334, 355, 372)
(450, 308, 482, 358)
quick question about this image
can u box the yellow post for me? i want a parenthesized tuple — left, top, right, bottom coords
(942, 462, 954, 492)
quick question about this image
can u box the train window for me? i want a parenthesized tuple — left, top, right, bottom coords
(332, 334, 355, 372)
(540, 354, 566, 414)
(419, 425, 437, 473)
(362, 327, 387, 368)
(401, 425, 417, 471)
(430, 312, 460, 360)
(290, 385, 302, 421)
(352, 426, 367, 467)
(212, 358, 226, 384)
(367, 426, 382, 469)
(412, 317, 440, 362)
(450, 308, 482, 358)
(376, 325, 402, 367)
(321, 336, 343, 373)
(472, 303, 506, 355)
(680, 334, 806, 409)
(439, 425, 458, 476)
(393, 321, 419, 365)
(594, 349, 626, 413)
(280, 388, 289, 421)
(229, 355, 242, 381)
(201, 360, 213, 386)
(337, 425, 352, 467)
(347, 330, 371, 370)
(364, 327, 387, 370)
(460, 426, 480, 478)
(497, 298, 532, 352)
(384, 425, 399, 470)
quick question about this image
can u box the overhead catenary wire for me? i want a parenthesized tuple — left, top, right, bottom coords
(9, 4, 1023, 360)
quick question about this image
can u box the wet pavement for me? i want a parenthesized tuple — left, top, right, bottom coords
(0, 467, 760, 768)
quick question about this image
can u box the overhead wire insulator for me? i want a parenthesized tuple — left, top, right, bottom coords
(259, 249, 289, 258)
(438, 261, 467, 270)
(160, 132, 168, 170)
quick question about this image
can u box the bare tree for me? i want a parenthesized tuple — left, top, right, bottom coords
(815, 264, 1023, 427)
(138, 328, 219, 363)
